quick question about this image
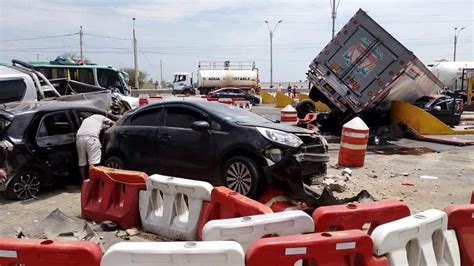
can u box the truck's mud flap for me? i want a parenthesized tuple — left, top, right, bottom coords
(263, 155, 374, 209)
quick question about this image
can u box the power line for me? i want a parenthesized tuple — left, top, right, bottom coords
(83, 33, 132, 41)
(138, 43, 156, 68)
(2, 33, 79, 42)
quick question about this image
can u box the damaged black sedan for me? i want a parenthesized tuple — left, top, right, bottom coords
(0, 102, 116, 200)
(103, 100, 329, 198)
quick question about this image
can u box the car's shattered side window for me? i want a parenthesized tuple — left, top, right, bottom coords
(37, 112, 74, 138)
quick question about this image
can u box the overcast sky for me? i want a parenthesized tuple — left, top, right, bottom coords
(0, 0, 472, 83)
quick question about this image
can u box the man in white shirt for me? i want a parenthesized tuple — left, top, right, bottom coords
(76, 114, 115, 180)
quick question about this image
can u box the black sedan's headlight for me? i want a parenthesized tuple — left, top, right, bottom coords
(257, 127, 303, 148)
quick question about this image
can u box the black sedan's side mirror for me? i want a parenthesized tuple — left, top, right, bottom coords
(190, 121, 210, 131)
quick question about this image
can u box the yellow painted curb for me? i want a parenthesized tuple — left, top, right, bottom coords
(391, 100, 474, 135)
(275, 92, 294, 108)
(298, 93, 331, 112)
(260, 90, 275, 104)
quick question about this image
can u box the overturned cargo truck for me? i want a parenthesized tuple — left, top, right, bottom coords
(307, 9, 444, 130)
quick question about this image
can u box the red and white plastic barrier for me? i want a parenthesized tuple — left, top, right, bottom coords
(371, 209, 460, 266)
(202, 210, 314, 250)
(81, 166, 148, 229)
(0, 238, 102, 266)
(139, 174, 213, 240)
(101, 241, 245, 266)
(246, 230, 388, 266)
(313, 200, 410, 234)
(197, 186, 273, 240)
(218, 98, 234, 105)
(444, 204, 474, 266)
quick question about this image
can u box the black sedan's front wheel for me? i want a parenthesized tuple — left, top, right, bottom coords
(223, 156, 262, 198)
(6, 170, 41, 200)
(104, 156, 126, 170)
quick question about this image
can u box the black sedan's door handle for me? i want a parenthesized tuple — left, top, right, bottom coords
(122, 131, 130, 138)
(159, 134, 171, 141)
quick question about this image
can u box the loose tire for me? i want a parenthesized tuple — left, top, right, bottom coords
(104, 156, 126, 170)
(223, 156, 262, 198)
(295, 99, 316, 119)
(6, 170, 41, 200)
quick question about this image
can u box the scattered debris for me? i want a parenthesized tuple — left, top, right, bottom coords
(126, 228, 140, 237)
(39, 209, 101, 244)
(100, 220, 120, 232)
(401, 182, 414, 186)
(263, 155, 374, 208)
(322, 178, 335, 186)
(328, 181, 347, 192)
(420, 175, 439, 180)
(116, 230, 129, 239)
(402, 172, 409, 176)
(342, 168, 352, 176)
(15, 228, 25, 238)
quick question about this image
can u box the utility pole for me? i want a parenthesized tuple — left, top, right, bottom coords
(330, 0, 340, 39)
(453, 26, 466, 62)
(79, 26, 84, 63)
(160, 59, 163, 88)
(36, 54, 39, 61)
(133, 18, 139, 89)
(264, 20, 283, 88)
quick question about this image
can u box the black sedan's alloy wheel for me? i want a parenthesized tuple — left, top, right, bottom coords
(223, 156, 261, 198)
(104, 156, 125, 170)
(6, 171, 41, 200)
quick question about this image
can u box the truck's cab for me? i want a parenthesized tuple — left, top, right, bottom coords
(172, 72, 196, 95)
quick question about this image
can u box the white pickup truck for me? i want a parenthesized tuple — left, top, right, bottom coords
(0, 60, 119, 112)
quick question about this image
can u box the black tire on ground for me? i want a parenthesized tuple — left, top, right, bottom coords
(103, 156, 126, 170)
(295, 100, 316, 119)
(223, 156, 263, 198)
(6, 170, 41, 200)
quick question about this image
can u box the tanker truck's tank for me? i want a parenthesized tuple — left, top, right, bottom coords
(428, 61, 474, 90)
(197, 69, 258, 90)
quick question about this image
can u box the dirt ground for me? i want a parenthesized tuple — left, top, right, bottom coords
(327, 138, 474, 214)
(1, 137, 472, 248)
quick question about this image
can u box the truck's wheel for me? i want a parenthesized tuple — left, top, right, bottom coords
(183, 89, 196, 96)
(223, 156, 262, 198)
(6, 170, 41, 200)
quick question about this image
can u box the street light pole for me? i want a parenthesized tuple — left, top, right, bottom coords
(133, 18, 139, 89)
(453, 26, 466, 62)
(265, 20, 283, 88)
(330, 0, 341, 39)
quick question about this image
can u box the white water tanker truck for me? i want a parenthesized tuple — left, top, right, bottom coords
(172, 61, 260, 95)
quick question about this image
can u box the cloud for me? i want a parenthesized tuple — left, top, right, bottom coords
(116, 0, 258, 21)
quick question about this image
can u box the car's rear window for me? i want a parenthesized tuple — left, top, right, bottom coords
(0, 79, 26, 104)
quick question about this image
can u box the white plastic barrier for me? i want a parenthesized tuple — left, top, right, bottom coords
(101, 241, 245, 266)
(202, 210, 314, 250)
(371, 209, 460, 266)
(139, 174, 213, 240)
